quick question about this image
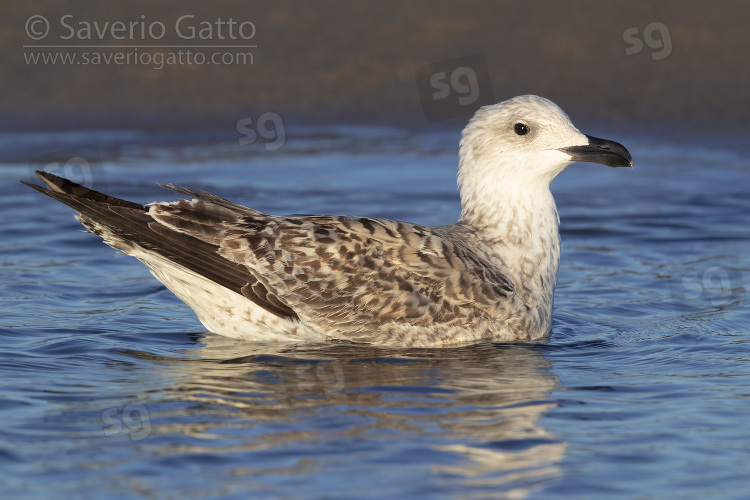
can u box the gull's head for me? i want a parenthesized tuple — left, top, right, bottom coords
(458, 95, 632, 189)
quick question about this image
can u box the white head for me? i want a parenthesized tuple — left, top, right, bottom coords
(457, 95, 631, 223)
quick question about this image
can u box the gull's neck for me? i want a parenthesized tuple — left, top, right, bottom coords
(457, 150, 563, 329)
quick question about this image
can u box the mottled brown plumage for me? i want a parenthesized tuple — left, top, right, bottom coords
(151, 194, 521, 345)
(24, 96, 632, 347)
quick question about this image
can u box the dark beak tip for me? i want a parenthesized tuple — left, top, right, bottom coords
(562, 135, 633, 169)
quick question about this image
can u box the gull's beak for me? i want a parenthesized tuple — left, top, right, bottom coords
(560, 135, 633, 168)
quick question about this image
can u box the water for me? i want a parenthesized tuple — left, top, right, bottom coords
(1, 126, 749, 499)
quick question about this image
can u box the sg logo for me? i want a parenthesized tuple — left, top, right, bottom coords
(29, 145, 105, 208)
(669, 258, 744, 309)
(236, 111, 286, 151)
(416, 54, 494, 122)
(430, 66, 481, 107)
(101, 403, 151, 441)
(678, 267, 739, 307)
(623, 21, 672, 61)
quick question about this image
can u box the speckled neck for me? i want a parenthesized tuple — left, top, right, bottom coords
(458, 154, 563, 332)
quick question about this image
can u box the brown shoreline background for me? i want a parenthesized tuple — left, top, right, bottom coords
(3, 1, 749, 140)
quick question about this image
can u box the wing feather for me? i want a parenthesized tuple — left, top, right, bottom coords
(27, 174, 516, 343)
(215, 215, 515, 341)
(147, 191, 515, 342)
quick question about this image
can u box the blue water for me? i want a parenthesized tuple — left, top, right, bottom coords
(1, 126, 749, 499)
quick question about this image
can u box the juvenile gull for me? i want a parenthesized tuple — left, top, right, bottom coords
(24, 95, 632, 347)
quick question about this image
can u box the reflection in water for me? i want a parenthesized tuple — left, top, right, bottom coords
(123, 335, 565, 498)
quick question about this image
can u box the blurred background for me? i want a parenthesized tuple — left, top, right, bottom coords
(3, 0, 749, 147)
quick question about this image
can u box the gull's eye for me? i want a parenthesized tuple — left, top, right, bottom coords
(514, 123, 530, 135)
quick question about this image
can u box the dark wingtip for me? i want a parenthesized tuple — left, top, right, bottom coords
(22, 171, 145, 210)
(19, 179, 46, 193)
(33, 170, 78, 193)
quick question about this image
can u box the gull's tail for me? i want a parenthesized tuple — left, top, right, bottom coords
(22, 170, 154, 255)
(21, 171, 292, 317)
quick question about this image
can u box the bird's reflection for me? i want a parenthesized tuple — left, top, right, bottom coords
(128, 334, 565, 497)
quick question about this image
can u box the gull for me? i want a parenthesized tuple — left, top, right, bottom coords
(24, 95, 632, 347)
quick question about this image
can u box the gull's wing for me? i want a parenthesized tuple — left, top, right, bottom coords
(23, 172, 298, 321)
(152, 196, 515, 342)
(26, 172, 515, 343)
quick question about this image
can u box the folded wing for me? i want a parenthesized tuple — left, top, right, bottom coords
(27, 171, 515, 343)
(153, 194, 515, 341)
